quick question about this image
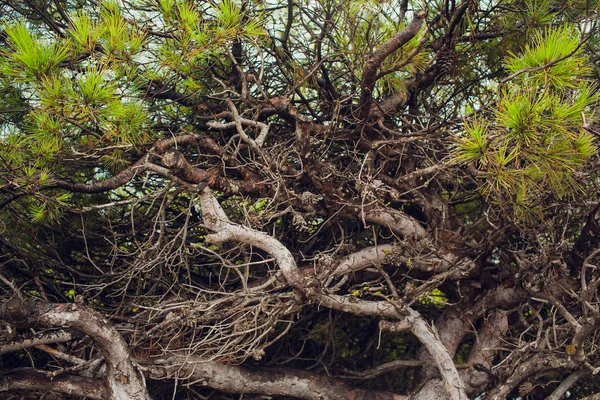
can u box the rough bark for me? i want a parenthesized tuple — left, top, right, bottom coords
(0, 329, 76, 356)
(145, 355, 406, 400)
(0, 299, 150, 400)
(0, 370, 108, 400)
(358, 10, 427, 120)
(198, 186, 307, 296)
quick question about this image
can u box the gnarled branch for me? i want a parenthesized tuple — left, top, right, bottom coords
(0, 299, 150, 400)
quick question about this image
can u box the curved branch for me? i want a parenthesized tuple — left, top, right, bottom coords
(463, 310, 509, 394)
(53, 134, 192, 193)
(314, 293, 467, 400)
(360, 204, 427, 238)
(412, 286, 527, 398)
(54, 157, 147, 193)
(162, 150, 211, 183)
(315, 293, 400, 318)
(327, 244, 394, 281)
(198, 187, 306, 296)
(487, 353, 579, 400)
(208, 109, 271, 147)
(358, 10, 426, 120)
(339, 359, 426, 380)
(381, 311, 468, 400)
(326, 243, 477, 290)
(0, 299, 150, 400)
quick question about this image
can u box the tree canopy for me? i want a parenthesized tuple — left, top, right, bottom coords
(1, 0, 600, 399)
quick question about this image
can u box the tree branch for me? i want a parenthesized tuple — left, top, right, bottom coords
(0, 299, 150, 400)
(198, 187, 306, 296)
(0, 329, 76, 356)
(486, 353, 579, 400)
(145, 354, 407, 400)
(547, 369, 589, 400)
(0, 370, 107, 400)
(310, 292, 468, 399)
(380, 309, 468, 400)
(358, 10, 426, 120)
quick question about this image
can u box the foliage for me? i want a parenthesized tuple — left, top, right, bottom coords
(1, 0, 600, 399)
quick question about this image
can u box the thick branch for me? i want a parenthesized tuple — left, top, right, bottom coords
(0, 370, 107, 400)
(547, 369, 589, 400)
(463, 310, 509, 394)
(315, 293, 400, 317)
(198, 187, 306, 296)
(53, 135, 193, 193)
(358, 10, 426, 120)
(162, 150, 211, 183)
(146, 354, 406, 400)
(55, 157, 147, 193)
(359, 204, 427, 238)
(312, 293, 467, 400)
(0, 299, 150, 400)
(380, 309, 468, 400)
(327, 243, 477, 288)
(434, 286, 526, 358)
(159, 148, 266, 195)
(412, 286, 526, 399)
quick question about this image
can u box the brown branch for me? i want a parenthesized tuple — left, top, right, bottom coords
(463, 310, 509, 394)
(357, 204, 427, 238)
(313, 292, 468, 399)
(53, 134, 265, 196)
(434, 286, 526, 357)
(380, 311, 468, 400)
(35, 343, 87, 365)
(53, 135, 188, 193)
(339, 359, 426, 380)
(315, 294, 400, 318)
(54, 157, 147, 193)
(161, 150, 211, 184)
(357, 10, 426, 120)
(411, 286, 527, 398)
(326, 243, 477, 288)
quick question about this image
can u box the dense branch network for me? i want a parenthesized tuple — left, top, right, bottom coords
(1, 0, 600, 399)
